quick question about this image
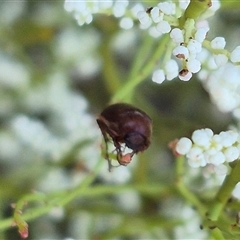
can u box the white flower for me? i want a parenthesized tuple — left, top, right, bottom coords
(131, 4, 145, 18)
(187, 147, 207, 168)
(156, 20, 171, 34)
(213, 54, 228, 67)
(176, 137, 192, 155)
(223, 146, 239, 162)
(173, 46, 189, 59)
(230, 46, 240, 63)
(211, 134, 223, 151)
(119, 17, 133, 29)
(219, 130, 238, 147)
(187, 58, 201, 73)
(192, 128, 213, 148)
(179, 127, 240, 170)
(194, 27, 209, 43)
(158, 1, 176, 15)
(165, 59, 179, 80)
(214, 164, 228, 175)
(150, 7, 163, 23)
(64, 0, 114, 26)
(75, 11, 93, 26)
(170, 28, 184, 44)
(179, 127, 240, 171)
(178, 0, 190, 10)
(137, 11, 151, 25)
(205, 147, 218, 157)
(113, 0, 129, 18)
(179, 70, 192, 81)
(187, 39, 202, 54)
(210, 37, 226, 49)
(152, 69, 165, 84)
(205, 151, 225, 165)
(202, 63, 240, 115)
(148, 26, 163, 38)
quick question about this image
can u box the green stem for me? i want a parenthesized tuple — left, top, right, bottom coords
(112, 34, 169, 102)
(0, 182, 172, 231)
(175, 157, 227, 239)
(100, 34, 121, 95)
(175, 156, 207, 217)
(128, 35, 156, 82)
(202, 40, 230, 57)
(209, 228, 225, 240)
(208, 160, 240, 221)
(57, 160, 103, 206)
(179, 0, 212, 28)
(0, 159, 103, 231)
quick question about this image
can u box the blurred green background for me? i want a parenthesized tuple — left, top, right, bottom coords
(0, 1, 239, 239)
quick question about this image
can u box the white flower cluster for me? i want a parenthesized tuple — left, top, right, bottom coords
(176, 128, 240, 173)
(64, 0, 113, 26)
(199, 63, 240, 119)
(230, 46, 240, 63)
(64, 0, 145, 30)
(151, 22, 210, 82)
(10, 73, 98, 162)
(204, 37, 240, 68)
(138, 0, 220, 83)
(209, 37, 228, 67)
(137, 1, 186, 83)
(195, 32, 240, 75)
(137, 2, 176, 37)
(197, 35, 239, 71)
(63, 0, 240, 86)
(152, 59, 179, 83)
(170, 23, 209, 81)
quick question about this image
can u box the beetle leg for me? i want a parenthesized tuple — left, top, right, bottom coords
(112, 138, 123, 164)
(96, 119, 113, 171)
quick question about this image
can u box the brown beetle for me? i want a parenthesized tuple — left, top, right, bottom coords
(97, 103, 152, 171)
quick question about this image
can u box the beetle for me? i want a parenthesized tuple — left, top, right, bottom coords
(96, 103, 152, 171)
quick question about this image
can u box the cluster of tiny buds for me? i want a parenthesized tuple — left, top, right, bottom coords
(137, 2, 214, 82)
(64, 0, 240, 83)
(174, 128, 240, 174)
(137, 1, 240, 83)
(64, 0, 131, 28)
(152, 24, 209, 83)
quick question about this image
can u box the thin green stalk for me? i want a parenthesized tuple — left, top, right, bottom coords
(202, 40, 230, 57)
(0, 181, 172, 232)
(175, 157, 226, 239)
(56, 160, 103, 206)
(100, 34, 121, 95)
(209, 228, 225, 240)
(208, 160, 240, 221)
(175, 156, 207, 218)
(179, 0, 212, 28)
(112, 34, 169, 102)
(0, 159, 103, 232)
(128, 35, 156, 81)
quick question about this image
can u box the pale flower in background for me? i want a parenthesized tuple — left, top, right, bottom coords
(201, 63, 240, 118)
